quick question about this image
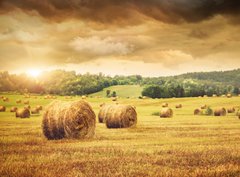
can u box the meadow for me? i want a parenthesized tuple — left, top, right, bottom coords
(0, 93, 240, 177)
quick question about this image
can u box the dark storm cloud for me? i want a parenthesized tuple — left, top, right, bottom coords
(0, 0, 239, 24)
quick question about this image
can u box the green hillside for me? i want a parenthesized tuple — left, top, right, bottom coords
(90, 85, 143, 98)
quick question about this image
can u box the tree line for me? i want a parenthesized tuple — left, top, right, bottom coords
(0, 69, 239, 98)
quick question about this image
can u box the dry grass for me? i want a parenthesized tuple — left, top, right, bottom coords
(0, 94, 240, 176)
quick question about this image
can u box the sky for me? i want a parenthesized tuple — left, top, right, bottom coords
(0, 0, 240, 76)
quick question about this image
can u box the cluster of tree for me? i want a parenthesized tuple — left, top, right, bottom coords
(0, 69, 239, 98)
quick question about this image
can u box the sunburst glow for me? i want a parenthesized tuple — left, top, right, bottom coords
(27, 69, 42, 78)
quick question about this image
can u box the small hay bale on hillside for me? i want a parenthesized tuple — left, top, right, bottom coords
(3, 97, 9, 102)
(227, 107, 235, 113)
(31, 107, 40, 114)
(221, 95, 226, 97)
(194, 108, 202, 115)
(24, 105, 31, 110)
(0, 106, 6, 112)
(105, 105, 137, 128)
(16, 108, 30, 118)
(36, 105, 43, 111)
(175, 104, 182, 108)
(10, 107, 18, 112)
(227, 94, 232, 98)
(42, 100, 96, 140)
(23, 100, 29, 104)
(160, 108, 173, 118)
(16, 99, 22, 104)
(212, 94, 217, 97)
(82, 96, 86, 99)
(214, 108, 227, 116)
(201, 105, 207, 109)
(162, 103, 168, 108)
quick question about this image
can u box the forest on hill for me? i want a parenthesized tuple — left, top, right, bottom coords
(0, 69, 239, 98)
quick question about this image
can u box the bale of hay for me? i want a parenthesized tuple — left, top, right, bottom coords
(98, 105, 112, 123)
(16, 108, 30, 118)
(82, 96, 86, 99)
(24, 105, 31, 110)
(105, 105, 137, 128)
(16, 99, 22, 104)
(212, 94, 217, 97)
(0, 106, 6, 112)
(112, 97, 117, 101)
(23, 100, 29, 104)
(162, 103, 168, 108)
(36, 105, 43, 111)
(214, 108, 227, 116)
(221, 94, 226, 97)
(203, 95, 208, 98)
(201, 104, 207, 109)
(160, 108, 173, 118)
(194, 108, 202, 115)
(227, 94, 232, 98)
(31, 107, 40, 114)
(227, 107, 235, 113)
(237, 110, 240, 119)
(42, 100, 96, 140)
(3, 97, 9, 102)
(175, 104, 182, 108)
(10, 107, 18, 112)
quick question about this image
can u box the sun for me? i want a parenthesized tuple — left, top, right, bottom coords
(27, 69, 42, 78)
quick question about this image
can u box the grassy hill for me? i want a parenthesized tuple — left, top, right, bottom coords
(90, 85, 143, 98)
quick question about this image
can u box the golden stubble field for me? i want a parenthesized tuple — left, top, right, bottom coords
(0, 94, 240, 177)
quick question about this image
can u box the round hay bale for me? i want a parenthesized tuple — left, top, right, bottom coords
(23, 100, 29, 105)
(227, 94, 232, 98)
(227, 107, 235, 113)
(160, 108, 173, 118)
(214, 108, 227, 116)
(98, 105, 112, 123)
(237, 110, 240, 119)
(175, 104, 182, 108)
(201, 105, 207, 109)
(16, 99, 22, 104)
(16, 108, 30, 118)
(24, 105, 31, 110)
(82, 95, 86, 99)
(10, 107, 18, 112)
(212, 94, 217, 97)
(3, 97, 9, 102)
(36, 105, 43, 111)
(105, 105, 137, 128)
(0, 106, 6, 112)
(221, 94, 226, 97)
(42, 100, 96, 140)
(31, 107, 40, 114)
(112, 97, 117, 101)
(194, 108, 202, 115)
(203, 95, 208, 98)
(162, 103, 168, 108)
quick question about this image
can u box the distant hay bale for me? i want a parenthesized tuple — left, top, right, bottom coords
(0, 106, 6, 112)
(36, 105, 43, 111)
(10, 107, 18, 112)
(160, 108, 173, 118)
(16, 99, 22, 104)
(112, 97, 117, 101)
(227, 94, 232, 98)
(227, 107, 235, 113)
(82, 96, 86, 99)
(16, 108, 30, 118)
(221, 94, 226, 97)
(203, 95, 208, 98)
(24, 105, 31, 110)
(194, 108, 202, 115)
(31, 107, 40, 114)
(23, 100, 29, 104)
(42, 100, 96, 140)
(105, 105, 137, 128)
(201, 104, 207, 109)
(162, 103, 168, 108)
(175, 104, 182, 108)
(214, 108, 227, 116)
(212, 94, 217, 97)
(3, 97, 9, 102)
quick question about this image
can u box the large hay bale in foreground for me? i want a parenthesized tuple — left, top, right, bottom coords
(16, 108, 30, 118)
(0, 106, 6, 112)
(227, 107, 235, 113)
(194, 108, 202, 115)
(160, 108, 173, 118)
(104, 105, 137, 128)
(42, 100, 96, 140)
(10, 107, 18, 112)
(162, 103, 168, 108)
(175, 104, 182, 108)
(214, 108, 227, 116)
